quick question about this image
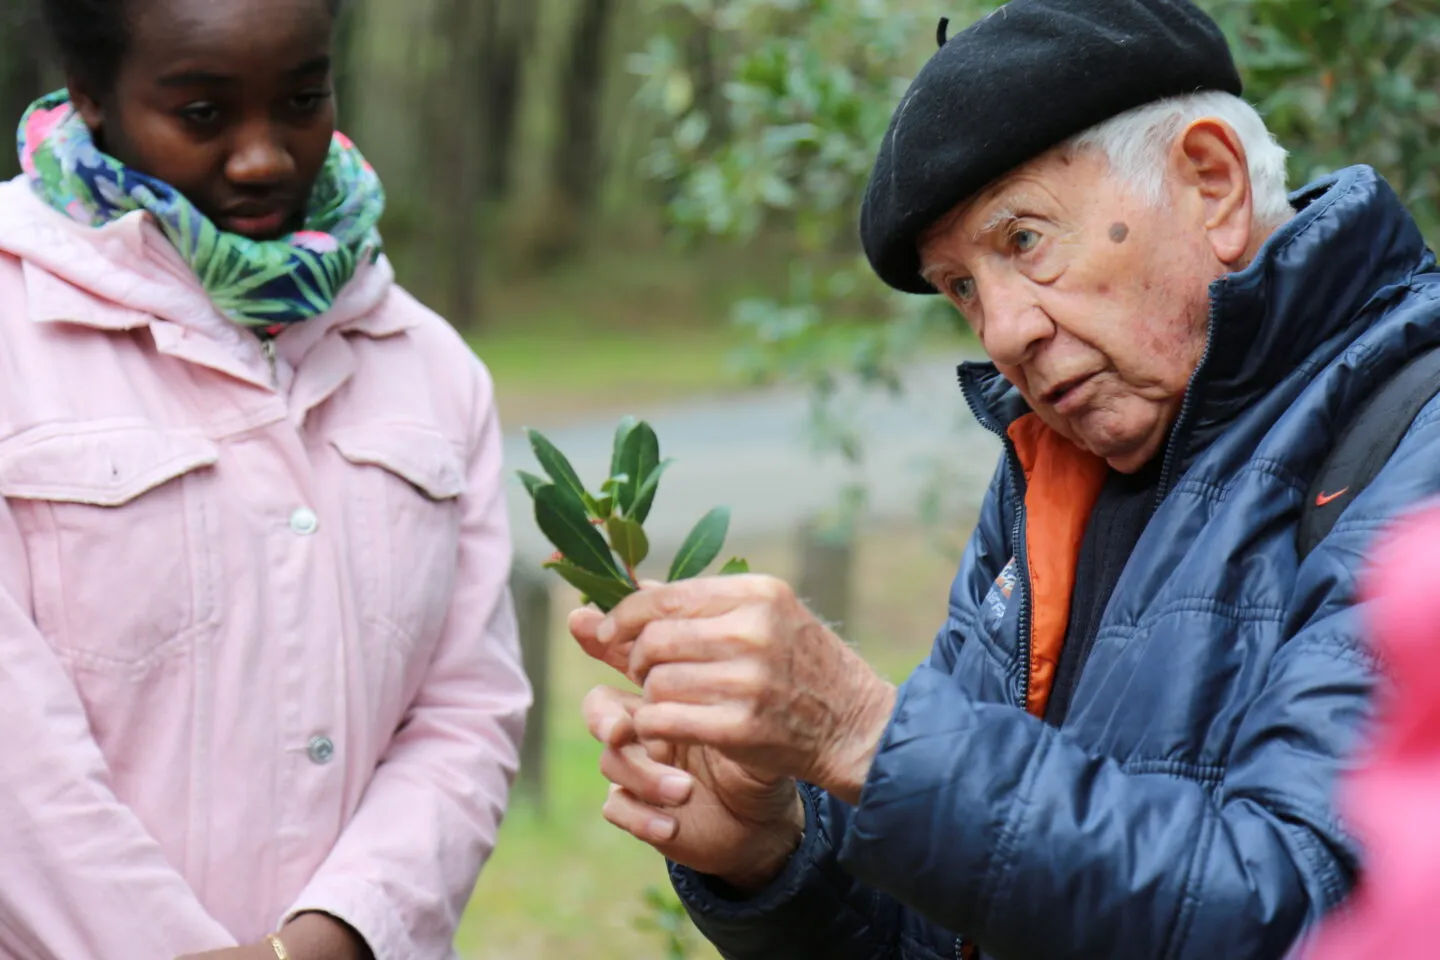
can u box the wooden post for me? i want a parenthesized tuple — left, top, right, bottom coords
(511, 559, 551, 815)
(796, 518, 855, 634)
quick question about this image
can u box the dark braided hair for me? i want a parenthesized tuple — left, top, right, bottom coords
(39, 0, 343, 97)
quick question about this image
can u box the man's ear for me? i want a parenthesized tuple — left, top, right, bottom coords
(1169, 118, 1254, 267)
(66, 77, 106, 137)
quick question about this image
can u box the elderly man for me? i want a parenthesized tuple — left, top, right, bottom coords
(571, 1, 1440, 957)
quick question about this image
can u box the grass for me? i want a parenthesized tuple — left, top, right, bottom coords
(465, 236, 784, 427)
(456, 520, 972, 959)
(475, 327, 749, 428)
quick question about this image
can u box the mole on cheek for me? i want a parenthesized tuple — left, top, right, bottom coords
(1109, 222, 1130, 244)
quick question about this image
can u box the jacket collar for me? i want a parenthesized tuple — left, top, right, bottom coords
(22, 257, 153, 331)
(959, 166, 1434, 452)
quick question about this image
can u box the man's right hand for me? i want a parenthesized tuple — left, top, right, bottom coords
(582, 684, 805, 893)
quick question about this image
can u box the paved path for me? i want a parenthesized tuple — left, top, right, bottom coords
(502, 357, 1003, 561)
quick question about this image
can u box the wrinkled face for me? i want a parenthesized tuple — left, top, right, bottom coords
(919, 146, 1238, 472)
(73, 0, 337, 241)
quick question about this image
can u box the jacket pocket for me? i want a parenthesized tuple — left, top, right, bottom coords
(0, 421, 222, 670)
(329, 422, 465, 663)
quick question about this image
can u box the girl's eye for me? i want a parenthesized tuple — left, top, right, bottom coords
(291, 91, 332, 114)
(179, 102, 220, 126)
(1012, 228, 1041, 253)
(950, 277, 977, 302)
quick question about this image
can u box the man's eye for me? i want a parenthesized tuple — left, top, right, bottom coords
(1012, 228, 1041, 253)
(950, 277, 977, 302)
(179, 102, 220, 126)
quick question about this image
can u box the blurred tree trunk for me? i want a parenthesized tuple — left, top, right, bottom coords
(332, 0, 364, 131)
(413, 0, 541, 328)
(543, 0, 616, 255)
(479, 0, 538, 199)
(0, 4, 49, 181)
(430, 0, 487, 328)
(683, 9, 728, 149)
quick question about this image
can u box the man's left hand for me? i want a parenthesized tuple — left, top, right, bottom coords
(573, 574, 897, 803)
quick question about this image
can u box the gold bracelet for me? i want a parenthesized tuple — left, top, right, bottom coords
(265, 934, 290, 960)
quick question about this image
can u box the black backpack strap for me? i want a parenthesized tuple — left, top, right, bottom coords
(1299, 344, 1440, 560)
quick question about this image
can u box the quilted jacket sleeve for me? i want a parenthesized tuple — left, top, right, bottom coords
(837, 601, 1371, 959)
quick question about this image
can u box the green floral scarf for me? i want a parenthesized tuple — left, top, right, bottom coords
(17, 90, 385, 330)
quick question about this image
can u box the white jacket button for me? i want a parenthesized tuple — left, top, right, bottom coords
(289, 507, 319, 536)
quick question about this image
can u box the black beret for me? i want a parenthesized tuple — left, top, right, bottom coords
(860, 0, 1243, 294)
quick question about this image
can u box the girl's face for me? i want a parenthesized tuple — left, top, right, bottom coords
(72, 0, 338, 240)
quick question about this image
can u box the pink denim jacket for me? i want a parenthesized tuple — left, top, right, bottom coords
(0, 178, 529, 959)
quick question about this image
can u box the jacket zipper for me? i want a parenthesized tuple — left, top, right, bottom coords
(956, 372, 1031, 960)
(959, 372, 1033, 709)
(1155, 289, 1222, 505)
(261, 337, 279, 389)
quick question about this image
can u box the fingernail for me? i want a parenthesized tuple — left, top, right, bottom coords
(597, 619, 615, 644)
(649, 816, 677, 841)
(598, 717, 618, 743)
(659, 773, 693, 804)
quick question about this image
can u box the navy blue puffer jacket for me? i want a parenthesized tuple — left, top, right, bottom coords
(671, 168, 1440, 959)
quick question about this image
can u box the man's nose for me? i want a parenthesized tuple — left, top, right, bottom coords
(977, 276, 1051, 368)
(225, 123, 295, 186)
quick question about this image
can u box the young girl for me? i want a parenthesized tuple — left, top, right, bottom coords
(0, 1, 528, 958)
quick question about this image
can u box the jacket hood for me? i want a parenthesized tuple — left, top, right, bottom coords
(0, 176, 393, 339)
(959, 165, 1437, 452)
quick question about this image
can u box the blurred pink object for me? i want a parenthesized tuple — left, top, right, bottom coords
(1303, 504, 1440, 959)
(289, 229, 341, 253)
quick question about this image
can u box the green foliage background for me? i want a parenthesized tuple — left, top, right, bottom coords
(632, 0, 1440, 452)
(638, 0, 1439, 251)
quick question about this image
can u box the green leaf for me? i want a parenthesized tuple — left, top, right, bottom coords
(719, 557, 750, 575)
(632, 458, 676, 524)
(607, 516, 651, 568)
(517, 471, 548, 499)
(615, 421, 661, 519)
(668, 507, 731, 581)
(527, 429, 590, 511)
(610, 416, 639, 479)
(544, 559, 636, 613)
(534, 485, 628, 582)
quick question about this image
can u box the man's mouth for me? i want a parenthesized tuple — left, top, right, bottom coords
(1042, 372, 1098, 413)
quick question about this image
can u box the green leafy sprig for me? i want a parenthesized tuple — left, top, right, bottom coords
(520, 417, 749, 611)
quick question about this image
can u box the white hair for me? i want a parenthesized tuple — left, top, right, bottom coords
(1067, 91, 1293, 228)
